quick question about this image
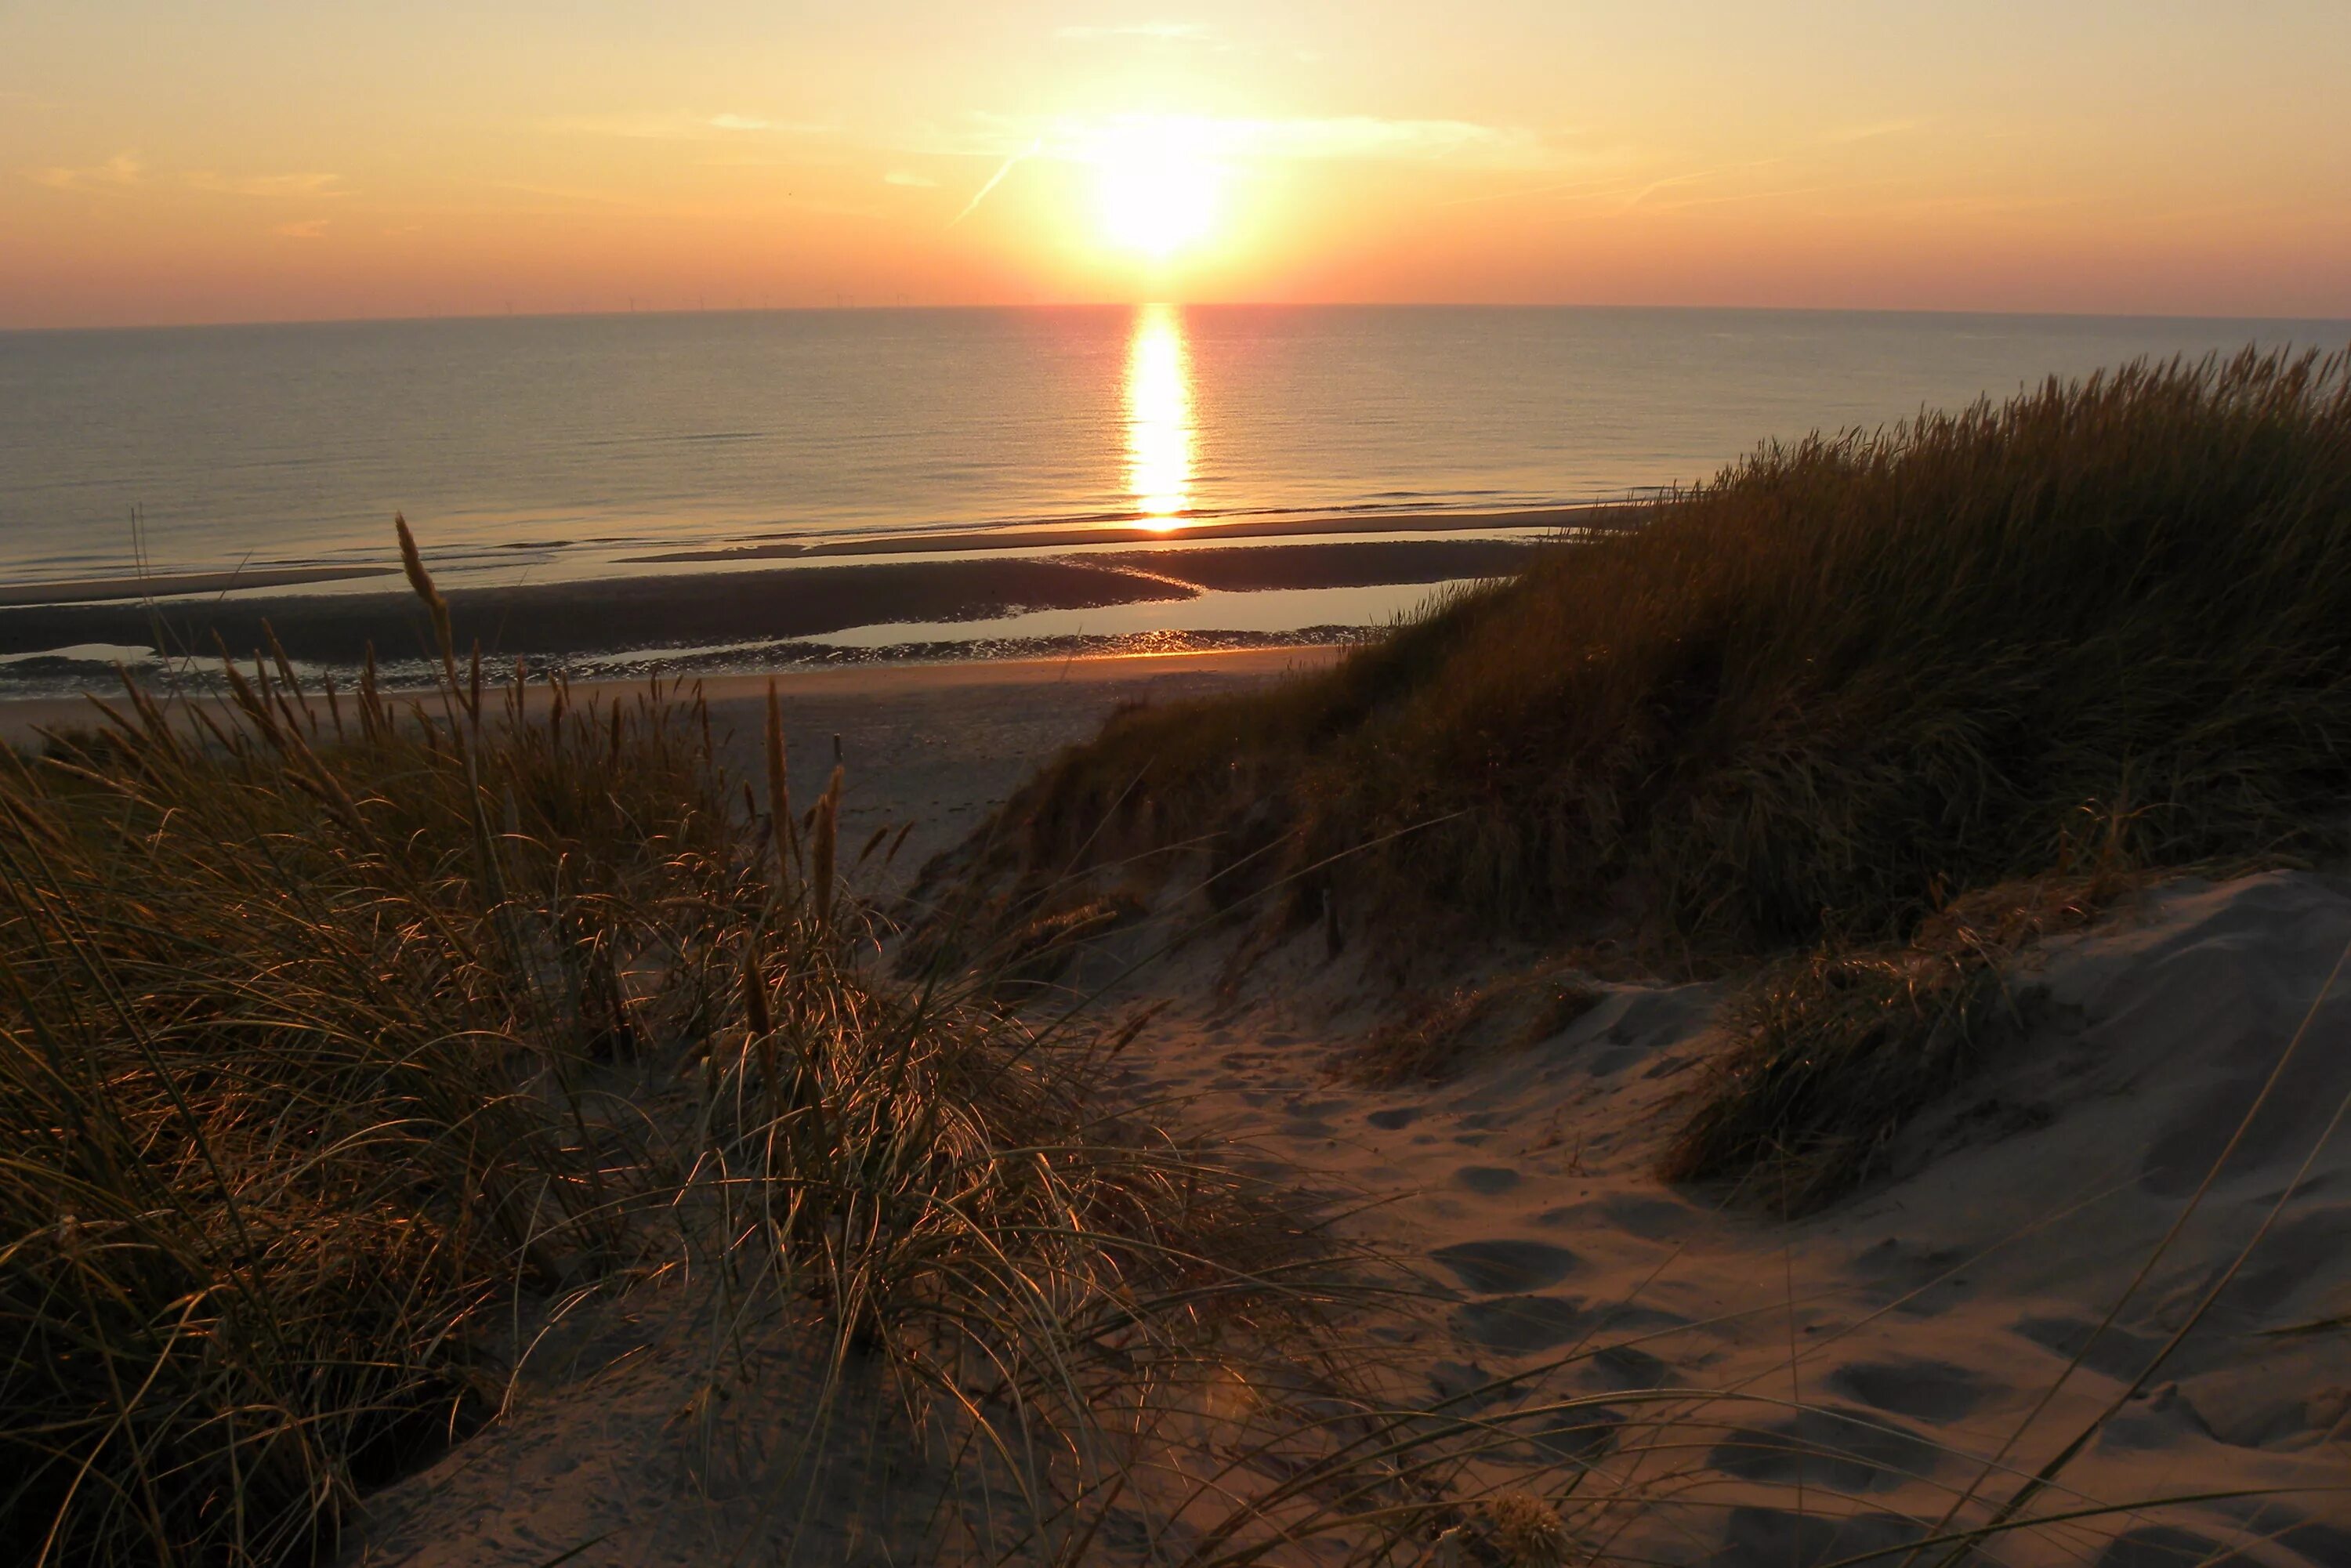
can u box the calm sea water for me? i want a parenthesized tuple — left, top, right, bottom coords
(0, 305, 2343, 590)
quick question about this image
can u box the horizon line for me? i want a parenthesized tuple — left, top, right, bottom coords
(9, 298, 2351, 336)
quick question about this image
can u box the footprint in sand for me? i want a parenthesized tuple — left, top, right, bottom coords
(1452, 1164, 1521, 1196)
(2012, 1314, 2176, 1382)
(1429, 1238, 1581, 1294)
(1512, 1404, 1624, 1461)
(1449, 1294, 1688, 1356)
(2095, 1523, 2266, 1568)
(1366, 1106, 1421, 1130)
(1535, 1192, 1697, 1241)
(1711, 1506, 1926, 1568)
(1705, 1403, 1943, 1494)
(1451, 1295, 1585, 1354)
(1424, 1358, 1510, 1412)
(1586, 1343, 1671, 1391)
(1827, 1357, 1990, 1421)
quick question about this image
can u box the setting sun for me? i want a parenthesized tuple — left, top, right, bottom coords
(1089, 121, 1223, 260)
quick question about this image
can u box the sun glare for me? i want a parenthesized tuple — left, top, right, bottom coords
(1092, 121, 1223, 259)
(1125, 302, 1193, 525)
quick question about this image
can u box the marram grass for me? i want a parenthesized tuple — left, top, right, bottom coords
(990, 346, 2351, 958)
(962, 344, 2351, 1210)
(5, 487, 2313, 1560)
(0, 620, 748, 1563)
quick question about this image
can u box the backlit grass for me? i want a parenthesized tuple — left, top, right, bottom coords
(972, 346, 2351, 1206)
(989, 347, 2351, 958)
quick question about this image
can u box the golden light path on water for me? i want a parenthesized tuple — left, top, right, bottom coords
(1125, 302, 1193, 527)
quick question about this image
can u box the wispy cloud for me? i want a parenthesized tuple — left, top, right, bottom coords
(1054, 21, 1208, 41)
(480, 179, 639, 208)
(30, 151, 142, 192)
(549, 111, 832, 141)
(883, 169, 937, 187)
(275, 217, 331, 239)
(1219, 115, 1531, 164)
(1621, 159, 1784, 209)
(933, 113, 1545, 169)
(187, 169, 343, 198)
(1819, 118, 1928, 147)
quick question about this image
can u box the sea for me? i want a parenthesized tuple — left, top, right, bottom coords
(0, 305, 2343, 690)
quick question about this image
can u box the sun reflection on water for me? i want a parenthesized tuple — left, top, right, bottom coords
(1125, 302, 1193, 527)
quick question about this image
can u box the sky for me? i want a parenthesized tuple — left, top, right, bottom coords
(5, 1, 2350, 328)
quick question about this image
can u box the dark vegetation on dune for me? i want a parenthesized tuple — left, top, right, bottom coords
(16, 525, 1857, 1568)
(969, 347, 2351, 1203)
(4, 455, 2321, 1561)
(0, 531, 1399, 1566)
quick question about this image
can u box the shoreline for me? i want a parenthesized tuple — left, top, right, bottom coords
(0, 564, 399, 608)
(0, 538, 1537, 664)
(621, 502, 1640, 565)
(0, 503, 1613, 610)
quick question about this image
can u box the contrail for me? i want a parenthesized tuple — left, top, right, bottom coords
(949, 139, 1040, 226)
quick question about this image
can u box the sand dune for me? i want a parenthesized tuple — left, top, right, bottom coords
(346, 669, 2351, 1566)
(1112, 869, 2351, 1566)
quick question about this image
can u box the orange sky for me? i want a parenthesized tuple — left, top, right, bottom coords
(6, 2, 2350, 328)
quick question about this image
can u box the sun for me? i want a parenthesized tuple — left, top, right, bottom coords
(1090, 120, 1223, 259)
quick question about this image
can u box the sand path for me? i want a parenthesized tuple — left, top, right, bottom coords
(1102, 874, 2351, 1566)
(334, 664, 2351, 1566)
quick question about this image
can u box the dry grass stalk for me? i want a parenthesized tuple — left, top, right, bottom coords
(987, 346, 2351, 962)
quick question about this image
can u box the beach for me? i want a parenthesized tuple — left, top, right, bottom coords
(16, 2, 2351, 1559)
(320, 651, 2351, 1567)
(0, 527, 1547, 701)
(0, 645, 1347, 896)
(9, 327, 2351, 1568)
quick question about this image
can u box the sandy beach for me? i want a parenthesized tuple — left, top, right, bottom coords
(620, 503, 1640, 565)
(16, 5, 2347, 1559)
(0, 537, 1536, 668)
(314, 654, 2351, 1567)
(0, 646, 1350, 897)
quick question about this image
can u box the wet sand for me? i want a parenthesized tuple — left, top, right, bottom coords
(621, 502, 1638, 564)
(0, 564, 398, 608)
(0, 538, 1540, 663)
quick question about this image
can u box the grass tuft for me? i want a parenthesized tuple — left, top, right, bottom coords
(1348, 967, 1602, 1087)
(986, 346, 2351, 962)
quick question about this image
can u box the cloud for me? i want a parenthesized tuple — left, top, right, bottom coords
(1054, 21, 1208, 41)
(30, 152, 142, 192)
(549, 112, 831, 141)
(1220, 116, 1530, 164)
(1820, 118, 1928, 147)
(187, 170, 343, 198)
(883, 169, 936, 187)
(274, 218, 331, 239)
(934, 112, 1545, 169)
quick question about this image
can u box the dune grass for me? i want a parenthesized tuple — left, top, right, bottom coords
(965, 346, 2351, 1207)
(0, 610, 753, 1561)
(17, 360, 2349, 1556)
(4, 524, 1636, 1566)
(1660, 871, 2127, 1212)
(990, 346, 2351, 958)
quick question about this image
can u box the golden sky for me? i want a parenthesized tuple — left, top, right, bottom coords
(6, 2, 2350, 327)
